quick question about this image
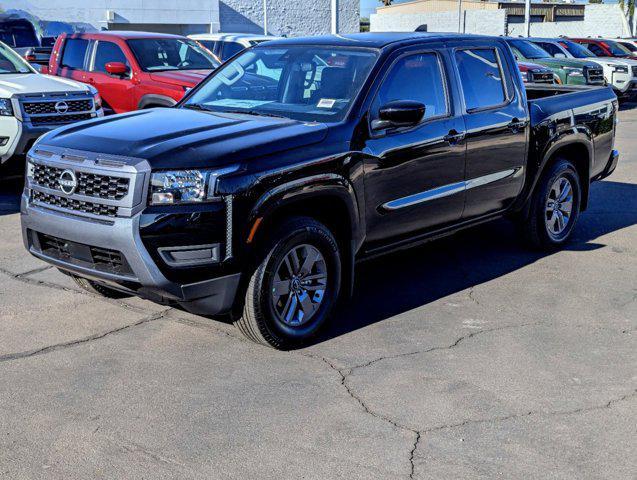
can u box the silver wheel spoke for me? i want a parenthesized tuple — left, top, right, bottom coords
(560, 199, 573, 215)
(558, 181, 571, 202)
(271, 243, 327, 327)
(556, 210, 565, 232)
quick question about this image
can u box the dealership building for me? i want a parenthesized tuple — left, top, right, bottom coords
(0, 0, 359, 37)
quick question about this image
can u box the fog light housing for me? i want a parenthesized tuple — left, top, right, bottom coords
(158, 244, 221, 267)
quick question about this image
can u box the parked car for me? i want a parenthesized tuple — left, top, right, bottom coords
(613, 38, 637, 53)
(0, 15, 54, 71)
(517, 61, 555, 84)
(504, 38, 605, 86)
(0, 41, 102, 168)
(571, 38, 637, 61)
(48, 31, 220, 114)
(528, 37, 637, 99)
(189, 33, 281, 62)
(21, 33, 619, 348)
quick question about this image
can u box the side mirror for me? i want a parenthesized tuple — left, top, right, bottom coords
(105, 62, 129, 77)
(554, 53, 567, 59)
(371, 100, 426, 131)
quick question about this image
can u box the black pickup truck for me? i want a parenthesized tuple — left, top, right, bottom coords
(21, 33, 619, 349)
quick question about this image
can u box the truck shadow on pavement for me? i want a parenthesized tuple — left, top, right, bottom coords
(0, 175, 22, 216)
(315, 180, 637, 344)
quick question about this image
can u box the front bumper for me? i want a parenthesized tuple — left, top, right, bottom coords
(21, 202, 241, 315)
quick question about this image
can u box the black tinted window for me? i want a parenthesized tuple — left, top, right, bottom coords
(586, 43, 605, 56)
(455, 48, 506, 111)
(61, 38, 89, 69)
(372, 53, 447, 121)
(536, 42, 562, 56)
(221, 41, 245, 60)
(128, 38, 219, 71)
(93, 41, 128, 73)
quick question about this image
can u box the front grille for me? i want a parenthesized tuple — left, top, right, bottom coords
(32, 163, 130, 200)
(584, 67, 605, 85)
(531, 71, 554, 84)
(30, 113, 93, 125)
(37, 233, 133, 276)
(22, 99, 93, 115)
(32, 190, 119, 217)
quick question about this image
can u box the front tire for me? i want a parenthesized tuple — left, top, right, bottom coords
(522, 157, 581, 249)
(234, 217, 341, 349)
(71, 274, 132, 299)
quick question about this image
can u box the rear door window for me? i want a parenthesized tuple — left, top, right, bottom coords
(61, 38, 89, 69)
(455, 48, 507, 111)
(92, 41, 129, 73)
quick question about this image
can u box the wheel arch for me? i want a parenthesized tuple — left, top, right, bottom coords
(245, 174, 362, 298)
(137, 94, 177, 109)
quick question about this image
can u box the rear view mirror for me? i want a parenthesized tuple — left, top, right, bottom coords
(371, 100, 426, 131)
(105, 62, 129, 77)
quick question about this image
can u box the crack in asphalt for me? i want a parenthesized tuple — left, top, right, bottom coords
(0, 266, 149, 314)
(0, 309, 170, 363)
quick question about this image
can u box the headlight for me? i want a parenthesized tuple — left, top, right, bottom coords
(521, 71, 530, 83)
(150, 166, 239, 205)
(613, 65, 629, 73)
(563, 67, 584, 77)
(0, 98, 14, 116)
(88, 85, 102, 109)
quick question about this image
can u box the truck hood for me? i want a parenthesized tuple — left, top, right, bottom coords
(0, 73, 90, 97)
(585, 56, 637, 67)
(149, 69, 213, 88)
(38, 107, 330, 169)
(534, 58, 601, 70)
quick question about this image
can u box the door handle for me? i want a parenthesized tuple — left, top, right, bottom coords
(443, 130, 465, 144)
(507, 119, 527, 131)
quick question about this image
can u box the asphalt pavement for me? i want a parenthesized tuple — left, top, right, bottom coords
(0, 105, 635, 479)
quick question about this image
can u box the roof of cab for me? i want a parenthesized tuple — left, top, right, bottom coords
(68, 31, 187, 40)
(260, 32, 498, 49)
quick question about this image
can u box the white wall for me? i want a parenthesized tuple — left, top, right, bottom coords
(370, 10, 507, 36)
(507, 5, 630, 38)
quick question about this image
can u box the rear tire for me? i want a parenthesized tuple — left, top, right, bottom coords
(71, 274, 132, 299)
(234, 216, 341, 349)
(522, 157, 581, 250)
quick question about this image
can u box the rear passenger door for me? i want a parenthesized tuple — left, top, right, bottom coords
(57, 37, 90, 84)
(363, 46, 467, 245)
(450, 42, 528, 219)
(87, 40, 135, 113)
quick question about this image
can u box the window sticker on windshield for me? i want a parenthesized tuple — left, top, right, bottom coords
(207, 99, 275, 108)
(317, 98, 336, 108)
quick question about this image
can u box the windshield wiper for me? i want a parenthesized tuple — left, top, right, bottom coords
(223, 109, 286, 119)
(183, 103, 211, 112)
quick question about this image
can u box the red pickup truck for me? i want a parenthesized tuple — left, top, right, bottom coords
(48, 31, 219, 114)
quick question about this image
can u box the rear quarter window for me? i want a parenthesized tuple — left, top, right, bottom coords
(61, 38, 89, 69)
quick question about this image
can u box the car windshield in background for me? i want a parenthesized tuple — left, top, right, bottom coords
(619, 42, 637, 52)
(0, 42, 33, 73)
(184, 46, 378, 122)
(508, 39, 552, 59)
(605, 41, 631, 56)
(560, 40, 595, 59)
(127, 38, 219, 72)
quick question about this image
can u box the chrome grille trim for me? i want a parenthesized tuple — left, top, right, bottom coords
(26, 147, 151, 219)
(17, 91, 97, 127)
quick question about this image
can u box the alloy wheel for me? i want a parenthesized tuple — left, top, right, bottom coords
(545, 176, 574, 238)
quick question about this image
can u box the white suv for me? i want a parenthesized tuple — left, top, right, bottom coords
(188, 33, 281, 62)
(0, 41, 103, 166)
(530, 38, 637, 98)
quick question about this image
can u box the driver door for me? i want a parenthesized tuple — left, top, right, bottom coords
(362, 46, 467, 246)
(86, 40, 134, 113)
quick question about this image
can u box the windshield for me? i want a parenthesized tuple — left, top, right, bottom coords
(560, 40, 595, 59)
(183, 46, 378, 123)
(0, 42, 33, 74)
(619, 41, 637, 52)
(508, 39, 551, 59)
(604, 40, 631, 56)
(127, 38, 219, 71)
